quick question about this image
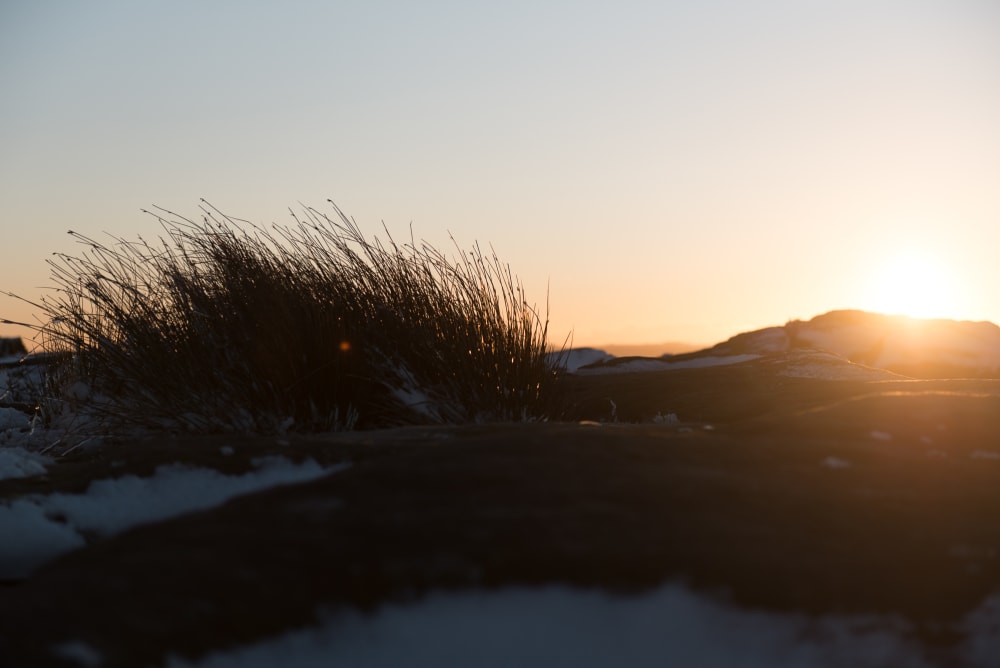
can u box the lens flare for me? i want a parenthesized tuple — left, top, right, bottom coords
(863, 250, 959, 320)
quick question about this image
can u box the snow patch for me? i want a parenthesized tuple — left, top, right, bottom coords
(51, 641, 104, 668)
(0, 446, 51, 480)
(551, 348, 614, 372)
(962, 594, 1000, 665)
(773, 352, 897, 381)
(578, 354, 759, 375)
(0, 500, 86, 580)
(41, 456, 337, 537)
(0, 407, 30, 432)
(166, 583, 940, 668)
(0, 457, 348, 580)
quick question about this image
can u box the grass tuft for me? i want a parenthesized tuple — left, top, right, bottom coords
(7, 201, 566, 437)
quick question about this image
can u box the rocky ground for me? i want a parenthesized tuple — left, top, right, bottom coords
(2, 353, 1000, 666)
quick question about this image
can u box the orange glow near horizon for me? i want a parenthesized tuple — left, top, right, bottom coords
(2, 4, 999, 351)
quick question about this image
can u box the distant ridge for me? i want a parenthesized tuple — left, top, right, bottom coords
(599, 342, 704, 357)
(569, 310, 1000, 379)
(697, 310, 1000, 379)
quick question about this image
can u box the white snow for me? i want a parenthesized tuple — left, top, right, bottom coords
(164, 582, 966, 668)
(961, 594, 1000, 664)
(41, 456, 338, 537)
(659, 354, 760, 370)
(0, 446, 51, 480)
(0, 456, 347, 580)
(0, 407, 30, 432)
(737, 326, 791, 353)
(551, 348, 615, 372)
(576, 354, 759, 375)
(0, 499, 86, 580)
(51, 641, 104, 668)
(772, 351, 898, 381)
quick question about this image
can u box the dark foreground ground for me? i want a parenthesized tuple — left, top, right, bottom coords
(2, 355, 1000, 666)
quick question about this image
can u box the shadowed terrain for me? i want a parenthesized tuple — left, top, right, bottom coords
(2, 354, 1000, 666)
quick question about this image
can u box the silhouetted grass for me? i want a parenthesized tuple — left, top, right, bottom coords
(5, 201, 566, 437)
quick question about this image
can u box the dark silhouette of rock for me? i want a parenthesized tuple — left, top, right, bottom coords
(0, 337, 26, 358)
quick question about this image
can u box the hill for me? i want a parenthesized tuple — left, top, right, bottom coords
(704, 310, 1000, 378)
(577, 311, 1000, 379)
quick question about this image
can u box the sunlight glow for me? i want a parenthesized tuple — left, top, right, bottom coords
(863, 250, 961, 320)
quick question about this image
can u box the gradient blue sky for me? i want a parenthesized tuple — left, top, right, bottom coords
(2, 1, 999, 348)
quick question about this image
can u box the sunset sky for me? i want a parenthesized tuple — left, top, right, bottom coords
(2, 1, 998, 349)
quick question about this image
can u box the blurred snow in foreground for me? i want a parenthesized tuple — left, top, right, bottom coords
(165, 583, 999, 668)
(0, 456, 345, 579)
(0, 445, 50, 480)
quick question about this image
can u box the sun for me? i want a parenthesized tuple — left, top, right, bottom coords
(863, 249, 961, 320)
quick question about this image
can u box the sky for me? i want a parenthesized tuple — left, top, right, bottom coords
(1, 0, 998, 349)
